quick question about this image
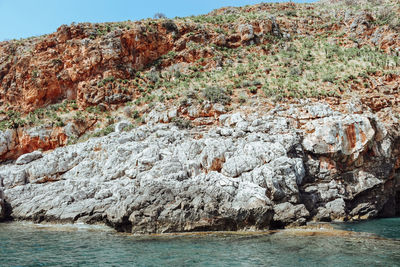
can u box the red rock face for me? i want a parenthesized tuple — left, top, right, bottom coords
(17, 128, 67, 156)
(0, 22, 177, 112)
(0, 127, 67, 161)
(1, 2, 397, 114)
(0, 1, 399, 162)
(344, 124, 357, 150)
(0, 15, 291, 114)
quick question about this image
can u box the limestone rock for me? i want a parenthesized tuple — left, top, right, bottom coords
(16, 151, 43, 165)
(261, 17, 282, 37)
(349, 12, 374, 32)
(273, 203, 309, 226)
(0, 129, 17, 157)
(0, 126, 67, 162)
(64, 122, 79, 138)
(0, 109, 398, 233)
(315, 198, 346, 221)
(302, 115, 375, 156)
(114, 121, 132, 133)
(238, 24, 254, 42)
(222, 155, 260, 177)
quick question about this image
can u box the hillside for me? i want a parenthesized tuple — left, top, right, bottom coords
(0, 0, 400, 232)
(0, 0, 399, 160)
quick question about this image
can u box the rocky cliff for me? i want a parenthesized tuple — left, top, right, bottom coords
(0, 0, 400, 231)
(1, 103, 399, 232)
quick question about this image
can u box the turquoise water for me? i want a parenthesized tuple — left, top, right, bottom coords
(337, 217, 400, 239)
(0, 219, 399, 267)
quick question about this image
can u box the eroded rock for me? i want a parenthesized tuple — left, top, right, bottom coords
(0, 109, 399, 233)
(302, 115, 375, 156)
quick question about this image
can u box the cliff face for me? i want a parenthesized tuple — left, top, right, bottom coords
(0, 16, 285, 160)
(0, 0, 400, 231)
(1, 23, 170, 109)
(0, 17, 279, 113)
(1, 104, 399, 233)
(1, 0, 400, 160)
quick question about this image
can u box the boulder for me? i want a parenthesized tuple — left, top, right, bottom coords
(238, 24, 254, 42)
(114, 121, 133, 133)
(315, 198, 346, 221)
(273, 203, 309, 226)
(261, 17, 282, 37)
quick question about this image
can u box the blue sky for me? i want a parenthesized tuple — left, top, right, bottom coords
(0, 0, 316, 40)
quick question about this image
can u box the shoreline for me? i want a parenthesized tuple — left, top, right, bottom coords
(0, 219, 395, 240)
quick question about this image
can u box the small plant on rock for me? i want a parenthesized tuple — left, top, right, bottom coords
(203, 86, 231, 105)
(162, 20, 178, 33)
(172, 117, 192, 129)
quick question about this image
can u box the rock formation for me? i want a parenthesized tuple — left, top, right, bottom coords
(0, 0, 400, 232)
(1, 103, 399, 233)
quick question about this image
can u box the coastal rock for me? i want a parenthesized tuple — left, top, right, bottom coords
(0, 126, 67, 162)
(0, 0, 400, 235)
(272, 203, 309, 226)
(315, 198, 346, 221)
(0, 110, 399, 233)
(221, 155, 260, 177)
(0, 129, 17, 157)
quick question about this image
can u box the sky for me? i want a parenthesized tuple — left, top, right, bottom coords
(0, 0, 316, 41)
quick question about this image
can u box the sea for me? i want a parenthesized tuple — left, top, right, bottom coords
(0, 218, 399, 266)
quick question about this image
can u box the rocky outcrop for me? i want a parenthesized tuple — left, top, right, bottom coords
(0, 22, 177, 112)
(1, 104, 399, 233)
(1, 0, 400, 234)
(0, 0, 398, 164)
(0, 126, 67, 161)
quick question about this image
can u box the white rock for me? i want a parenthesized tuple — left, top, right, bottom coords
(16, 151, 43, 165)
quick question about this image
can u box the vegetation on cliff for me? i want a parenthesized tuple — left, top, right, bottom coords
(0, 0, 399, 159)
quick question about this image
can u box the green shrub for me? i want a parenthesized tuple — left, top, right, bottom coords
(162, 20, 178, 33)
(249, 86, 257, 94)
(322, 73, 336, 83)
(0, 110, 26, 130)
(172, 117, 192, 129)
(203, 87, 231, 105)
(92, 125, 115, 137)
(103, 76, 115, 83)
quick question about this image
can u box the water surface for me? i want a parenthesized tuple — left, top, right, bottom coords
(1, 219, 399, 266)
(337, 217, 400, 239)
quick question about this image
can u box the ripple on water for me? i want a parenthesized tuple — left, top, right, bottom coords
(0, 220, 400, 266)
